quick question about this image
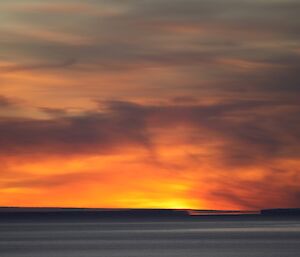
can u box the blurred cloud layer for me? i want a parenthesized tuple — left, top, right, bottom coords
(0, 0, 299, 209)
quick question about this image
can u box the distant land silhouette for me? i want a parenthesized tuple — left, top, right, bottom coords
(261, 208, 300, 216)
(0, 207, 299, 221)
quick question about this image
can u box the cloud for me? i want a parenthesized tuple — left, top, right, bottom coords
(0, 98, 299, 209)
(0, 102, 150, 156)
(1, 1, 299, 67)
(2, 171, 105, 189)
(0, 0, 299, 209)
(0, 0, 298, 107)
(0, 59, 76, 73)
(0, 99, 299, 164)
(0, 95, 15, 107)
(202, 167, 300, 209)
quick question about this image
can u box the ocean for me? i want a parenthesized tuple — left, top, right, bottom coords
(1, 217, 300, 257)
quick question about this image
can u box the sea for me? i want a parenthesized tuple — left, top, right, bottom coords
(0, 217, 300, 257)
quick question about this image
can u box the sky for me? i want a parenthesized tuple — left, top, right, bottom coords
(0, 0, 299, 210)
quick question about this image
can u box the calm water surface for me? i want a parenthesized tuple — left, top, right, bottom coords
(0, 218, 300, 257)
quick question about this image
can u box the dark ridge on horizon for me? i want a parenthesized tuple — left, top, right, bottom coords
(0, 207, 299, 221)
(261, 208, 300, 216)
(0, 207, 257, 214)
(0, 208, 189, 221)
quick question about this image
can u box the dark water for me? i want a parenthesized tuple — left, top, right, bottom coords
(1, 218, 300, 257)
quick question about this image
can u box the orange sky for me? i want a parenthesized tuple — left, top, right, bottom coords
(0, 0, 300, 210)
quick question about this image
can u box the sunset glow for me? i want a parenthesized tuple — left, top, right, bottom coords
(0, 0, 299, 210)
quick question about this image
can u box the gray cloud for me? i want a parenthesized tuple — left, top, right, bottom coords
(0, 95, 16, 107)
(0, 97, 299, 209)
(204, 168, 300, 209)
(0, 99, 299, 165)
(0, 102, 151, 155)
(1, 0, 299, 92)
(0, 0, 299, 209)
(0, 59, 76, 73)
